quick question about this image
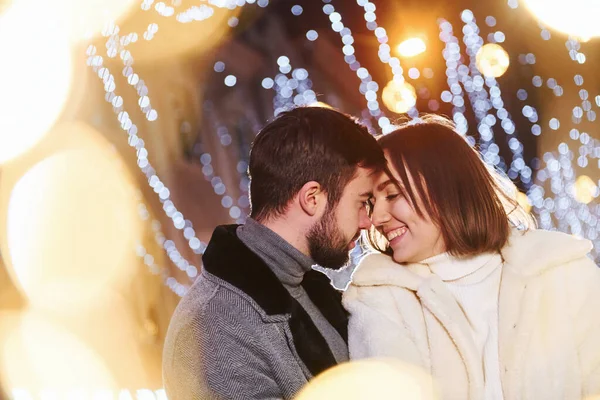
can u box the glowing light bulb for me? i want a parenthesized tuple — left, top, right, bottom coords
(522, 0, 600, 39)
(296, 358, 439, 400)
(396, 37, 427, 58)
(382, 80, 417, 114)
(0, 0, 73, 164)
(574, 175, 596, 204)
(308, 101, 333, 109)
(476, 43, 510, 78)
(5, 125, 141, 312)
(517, 192, 532, 213)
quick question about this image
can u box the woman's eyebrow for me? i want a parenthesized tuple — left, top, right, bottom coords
(376, 179, 393, 192)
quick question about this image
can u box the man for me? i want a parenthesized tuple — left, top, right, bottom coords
(162, 106, 387, 399)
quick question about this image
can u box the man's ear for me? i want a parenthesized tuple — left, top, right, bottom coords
(298, 181, 326, 217)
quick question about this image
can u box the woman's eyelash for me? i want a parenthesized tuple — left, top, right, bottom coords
(386, 194, 399, 201)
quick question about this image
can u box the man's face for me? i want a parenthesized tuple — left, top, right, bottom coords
(307, 167, 375, 269)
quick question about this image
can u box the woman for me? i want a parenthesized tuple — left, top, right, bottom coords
(343, 116, 600, 400)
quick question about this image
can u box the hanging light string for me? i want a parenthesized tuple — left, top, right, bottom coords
(438, 19, 470, 138)
(86, 0, 600, 299)
(266, 58, 317, 115)
(319, 1, 386, 130)
(355, 0, 419, 121)
(500, 0, 599, 259)
(463, 11, 525, 181)
(86, 2, 267, 298)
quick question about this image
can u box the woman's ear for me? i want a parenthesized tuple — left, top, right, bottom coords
(298, 181, 326, 217)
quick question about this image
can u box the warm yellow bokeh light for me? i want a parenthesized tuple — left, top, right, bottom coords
(574, 175, 597, 204)
(476, 43, 510, 78)
(11, 0, 137, 43)
(295, 358, 439, 400)
(522, 0, 600, 39)
(517, 192, 532, 213)
(0, 311, 117, 392)
(5, 142, 141, 312)
(0, 0, 73, 164)
(60, 0, 137, 43)
(308, 101, 333, 109)
(118, 0, 240, 63)
(396, 38, 427, 58)
(382, 80, 417, 114)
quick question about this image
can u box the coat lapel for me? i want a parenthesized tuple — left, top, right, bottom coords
(202, 224, 341, 377)
(302, 270, 348, 343)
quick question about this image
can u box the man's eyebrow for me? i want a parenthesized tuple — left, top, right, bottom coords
(359, 191, 373, 198)
(376, 179, 394, 192)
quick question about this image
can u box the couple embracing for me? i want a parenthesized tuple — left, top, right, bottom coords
(163, 107, 600, 400)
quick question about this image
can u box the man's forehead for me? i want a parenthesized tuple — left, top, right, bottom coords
(345, 168, 378, 195)
(356, 166, 385, 180)
(353, 167, 379, 182)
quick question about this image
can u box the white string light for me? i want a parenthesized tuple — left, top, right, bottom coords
(85, 1, 266, 291)
(319, 2, 385, 124)
(84, 0, 600, 299)
(355, 0, 419, 121)
(502, 1, 599, 259)
(438, 19, 470, 137)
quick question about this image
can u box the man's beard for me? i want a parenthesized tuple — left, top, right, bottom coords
(307, 207, 353, 270)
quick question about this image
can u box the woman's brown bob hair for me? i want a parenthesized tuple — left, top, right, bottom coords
(368, 115, 535, 258)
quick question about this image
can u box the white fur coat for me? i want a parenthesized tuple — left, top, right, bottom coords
(343, 229, 600, 400)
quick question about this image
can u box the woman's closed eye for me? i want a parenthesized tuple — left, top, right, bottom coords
(385, 193, 400, 201)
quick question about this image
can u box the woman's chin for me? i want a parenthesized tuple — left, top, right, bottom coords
(391, 250, 411, 264)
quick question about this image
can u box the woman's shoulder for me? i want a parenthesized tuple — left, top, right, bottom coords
(344, 252, 423, 296)
(503, 228, 595, 276)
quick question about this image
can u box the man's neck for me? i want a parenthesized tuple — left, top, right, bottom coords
(260, 217, 310, 257)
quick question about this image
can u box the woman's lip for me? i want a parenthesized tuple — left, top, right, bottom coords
(388, 228, 408, 247)
(383, 225, 407, 236)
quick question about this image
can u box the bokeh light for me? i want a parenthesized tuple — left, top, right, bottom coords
(517, 191, 532, 213)
(0, 311, 117, 393)
(4, 128, 141, 312)
(0, 0, 73, 164)
(396, 37, 427, 58)
(308, 101, 333, 109)
(295, 358, 439, 400)
(521, 0, 600, 39)
(475, 43, 510, 78)
(118, 0, 241, 63)
(41, 0, 137, 43)
(573, 175, 597, 204)
(382, 80, 417, 114)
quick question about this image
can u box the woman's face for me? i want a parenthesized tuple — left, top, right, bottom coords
(370, 154, 446, 263)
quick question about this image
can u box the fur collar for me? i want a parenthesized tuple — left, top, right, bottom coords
(351, 229, 593, 289)
(202, 224, 348, 376)
(502, 228, 592, 276)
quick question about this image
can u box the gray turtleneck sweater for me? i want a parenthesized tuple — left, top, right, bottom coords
(237, 218, 349, 364)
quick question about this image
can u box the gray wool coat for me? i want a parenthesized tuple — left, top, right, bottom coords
(162, 225, 349, 400)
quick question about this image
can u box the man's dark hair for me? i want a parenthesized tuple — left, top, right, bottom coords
(248, 106, 387, 222)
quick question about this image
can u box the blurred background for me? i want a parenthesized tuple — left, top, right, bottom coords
(0, 0, 598, 398)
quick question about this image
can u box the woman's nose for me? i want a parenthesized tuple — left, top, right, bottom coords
(370, 202, 390, 228)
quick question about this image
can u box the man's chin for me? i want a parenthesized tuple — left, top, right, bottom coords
(322, 254, 351, 270)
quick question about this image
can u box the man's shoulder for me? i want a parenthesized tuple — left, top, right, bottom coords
(175, 271, 278, 327)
